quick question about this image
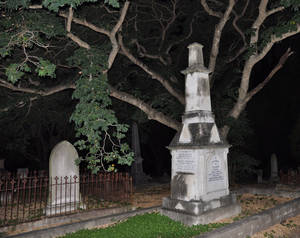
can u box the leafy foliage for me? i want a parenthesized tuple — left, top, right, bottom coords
(5, 64, 25, 83)
(69, 48, 133, 173)
(0, 0, 133, 173)
(43, 0, 98, 12)
(0, 11, 65, 82)
(2, 0, 300, 174)
(2, 0, 31, 10)
(104, 0, 119, 8)
(36, 59, 56, 78)
(42, 0, 119, 12)
(280, 0, 300, 10)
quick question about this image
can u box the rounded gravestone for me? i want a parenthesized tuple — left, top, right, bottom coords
(46, 140, 82, 215)
(49, 140, 79, 178)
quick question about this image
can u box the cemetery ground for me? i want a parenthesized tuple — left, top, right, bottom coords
(125, 183, 300, 238)
(8, 182, 298, 238)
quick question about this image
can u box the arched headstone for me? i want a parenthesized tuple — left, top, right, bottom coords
(46, 141, 84, 215)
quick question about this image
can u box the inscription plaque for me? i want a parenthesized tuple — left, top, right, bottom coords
(174, 150, 197, 174)
(207, 157, 224, 182)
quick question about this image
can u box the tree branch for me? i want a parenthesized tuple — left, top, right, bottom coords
(0, 78, 180, 131)
(245, 48, 293, 102)
(28, 5, 43, 9)
(236, 1, 294, 104)
(165, 10, 198, 57)
(107, 1, 130, 71)
(66, 6, 73, 33)
(66, 32, 91, 49)
(250, 0, 268, 46)
(60, 1, 130, 71)
(109, 86, 181, 131)
(208, 0, 235, 83)
(226, 0, 249, 63)
(267, 6, 285, 16)
(132, 38, 168, 65)
(118, 34, 185, 105)
(0, 96, 38, 113)
(223, 1, 298, 138)
(0, 79, 75, 96)
(58, 13, 110, 37)
(200, 0, 222, 18)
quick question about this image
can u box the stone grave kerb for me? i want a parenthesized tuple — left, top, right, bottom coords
(161, 43, 241, 226)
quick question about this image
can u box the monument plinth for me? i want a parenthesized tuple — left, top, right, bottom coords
(161, 43, 241, 226)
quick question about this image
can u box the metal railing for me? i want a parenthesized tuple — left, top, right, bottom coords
(279, 169, 300, 185)
(0, 171, 132, 227)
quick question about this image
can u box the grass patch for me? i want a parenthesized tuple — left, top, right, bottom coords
(60, 212, 226, 238)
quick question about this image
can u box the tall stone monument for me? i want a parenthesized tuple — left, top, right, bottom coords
(131, 122, 149, 185)
(270, 153, 279, 183)
(161, 43, 241, 225)
(46, 141, 84, 215)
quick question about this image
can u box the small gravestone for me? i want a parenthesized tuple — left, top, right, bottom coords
(17, 168, 29, 178)
(0, 159, 4, 170)
(270, 153, 279, 183)
(257, 169, 263, 184)
(0, 159, 5, 175)
(46, 141, 84, 215)
(161, 43, 241, 226)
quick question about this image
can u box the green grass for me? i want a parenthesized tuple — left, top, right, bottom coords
(60, 212, 226, 238)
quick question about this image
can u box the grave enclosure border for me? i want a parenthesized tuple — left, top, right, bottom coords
(0, 171, 133, 227)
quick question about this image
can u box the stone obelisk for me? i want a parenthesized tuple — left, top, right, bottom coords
(131, 121, 148, 185)
(161, 43, 241, 226)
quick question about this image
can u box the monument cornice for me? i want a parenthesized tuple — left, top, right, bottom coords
(167, 143, 230, 150)
(181, 64, 211, 75)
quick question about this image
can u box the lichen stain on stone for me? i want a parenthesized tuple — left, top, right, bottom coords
(198, 77, 209, 96)
(171, 174, 188, 199)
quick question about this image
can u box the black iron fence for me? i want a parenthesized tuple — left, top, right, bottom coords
(279, 169, 300, 185)
(0, 171, 132, 227)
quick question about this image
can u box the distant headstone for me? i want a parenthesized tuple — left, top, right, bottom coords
(270, 153, 279, 183)
(17, 168, 29, 178)
(131, 122, 149, 185)
(0, 159, 4, 169)
(256, 169, 263, 184)
(0, 159, 5, 175)
(161, 43, 241, 226)
(46, 141, 84, 215)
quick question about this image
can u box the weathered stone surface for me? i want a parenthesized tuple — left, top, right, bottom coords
(46, 140, 83, 215)
(162, 199, 241, 226)
(169, 148, 229, 202)
(270, 153, 280, 183)
(0, 159, 4, 169)
(161, 43, 240, 225)
(130, 122, 149, 185)
(17, 168, 28, 178)
(196, 196, 300, 238)
(162, 194, 238, 216)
